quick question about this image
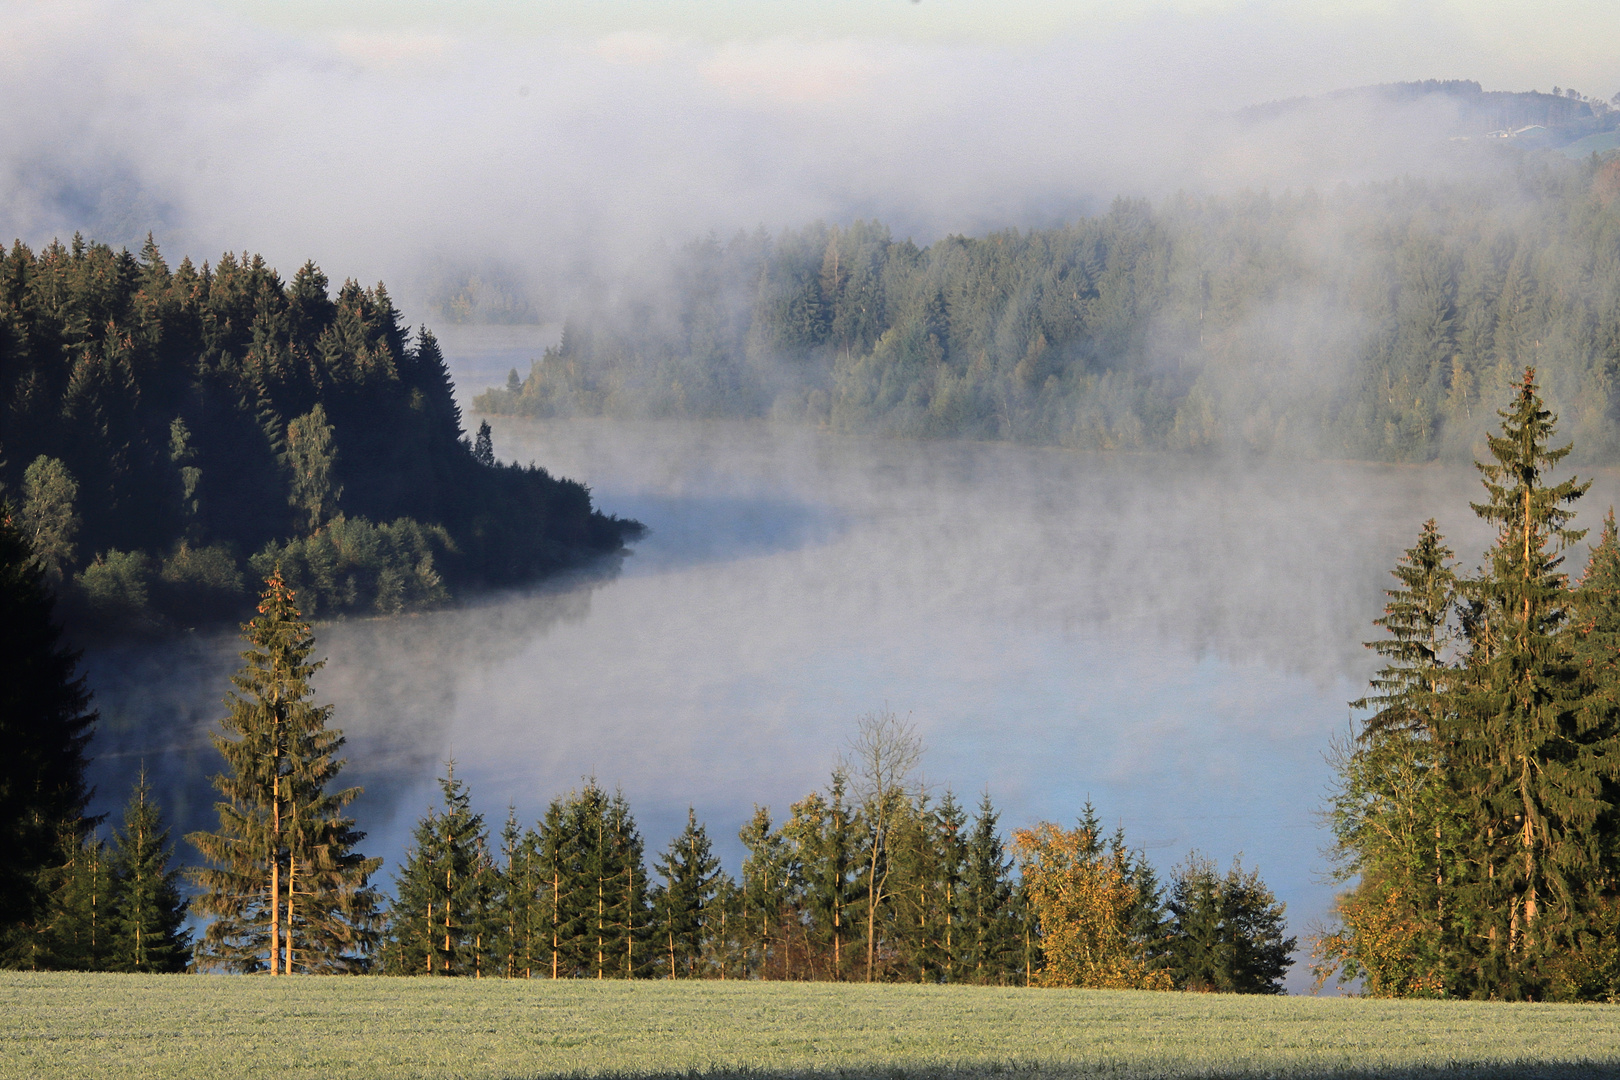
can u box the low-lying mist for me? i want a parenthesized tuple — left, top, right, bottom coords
(81, 412, 1620, 993)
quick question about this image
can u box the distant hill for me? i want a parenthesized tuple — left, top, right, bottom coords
(1240, 79, 1620, 150)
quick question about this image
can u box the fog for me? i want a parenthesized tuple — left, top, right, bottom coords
(20, 0, 1620, 992)
(4, 2, 1617, 317)
(84, 406, 1620, 993)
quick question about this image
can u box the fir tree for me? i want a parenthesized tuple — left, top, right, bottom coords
(652, 808, 723, 978)
(1452, 368, 1606, 997)
(188, 569, 380, 973)
(536, 781, 650, 979)
(492, 806, 543, 978)
(737, 806, 794, 979)
(0, 505, 96, 967)
(383, 763, 496, 976)
(473, 421, 495, 468)
(1163, 853, 1295, 994)
(40, 832, 113, 971)
(962, 791, 1020, 985)
(107, 771, 191, 973)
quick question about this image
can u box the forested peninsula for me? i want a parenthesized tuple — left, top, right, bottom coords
(0, 237, 641, 634)
(476, 156, 1620, 464)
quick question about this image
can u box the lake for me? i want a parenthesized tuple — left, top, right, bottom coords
(82, 392, 1620, 993)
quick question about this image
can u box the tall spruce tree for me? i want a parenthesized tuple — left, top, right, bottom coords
(1451, 368, 1607, 998)
(188, 569, 380, 973)
(1322, 520, 1467, 996)
(962, 791, 1020, 985)
(492, 806, 544, 978)
(0, 505, 96, 968)
(738, 806, 795, 979)
(652, 808, 724, 978)
(107, 771, 191, 973)
(383, 763, 497, 976)
(535, 781, 650, 979)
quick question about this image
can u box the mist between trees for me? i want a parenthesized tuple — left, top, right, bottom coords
(475, 156, 1620, 465)
(0, 527, 1293, 990)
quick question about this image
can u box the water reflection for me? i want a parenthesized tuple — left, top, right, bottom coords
(81, 416, 1620, 993)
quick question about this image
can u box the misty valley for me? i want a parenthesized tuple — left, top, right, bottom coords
(8, 90, 1620, 1005)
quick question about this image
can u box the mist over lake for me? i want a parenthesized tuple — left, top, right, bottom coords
(81, 362, 1620, 991)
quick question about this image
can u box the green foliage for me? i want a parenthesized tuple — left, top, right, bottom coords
(477, 167, 1620, 467)
(1323, 370, 1620, 1001)
(250, 514, 451, 617)
(0, 237, 639, 637)
(106, 772, 190, 973)
(383, 764, 498, 976)
(652, 808, 727, 978)
(1163, 854, 1296, 994)
(18, 457, 79, 585)
(284, 404, 340, 534)
(0, 506, 95, 967)
(186, 570, 381, 974)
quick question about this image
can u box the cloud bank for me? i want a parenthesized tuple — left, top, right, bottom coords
(3, 1, 1617, 320)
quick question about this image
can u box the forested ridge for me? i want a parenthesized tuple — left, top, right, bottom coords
(477, 155, 1620, 464)
(0, 236, 640, 635)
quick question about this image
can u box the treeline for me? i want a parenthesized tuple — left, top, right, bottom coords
(1321, 369, 1620, 1001)
(377, 754, 1292, 989)
(0, 236, 640, 636)
(476, 155, 1620, 465)
(0, 517, 1292, 989)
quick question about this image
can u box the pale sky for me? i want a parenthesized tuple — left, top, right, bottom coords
(3, 0, 1617, 308)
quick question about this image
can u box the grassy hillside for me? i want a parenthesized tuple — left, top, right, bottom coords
(4, 973, 1618, 1080)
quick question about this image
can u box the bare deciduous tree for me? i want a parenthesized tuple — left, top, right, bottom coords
(844, 709, 923, 982)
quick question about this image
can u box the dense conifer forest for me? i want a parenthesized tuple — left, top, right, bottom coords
(476, 156, 1620, 465)
(0, 237, 641, 635)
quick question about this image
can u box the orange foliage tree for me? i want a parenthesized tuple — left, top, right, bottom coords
(1012, 821, 1171, 990)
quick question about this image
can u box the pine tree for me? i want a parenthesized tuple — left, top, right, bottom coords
(383, 763, 496, 976)
(473, 421, 495, 467)
(1164, 854, 1295, 993)
(0, 505, 96, 967)
(40, 832, 113, 971)
(106, 771, 190, 973)
(738, 806, 794, 979)
(962, 791, 1020, 985)
(786, 771, 865, 980)
(492, 806, 543, 978)
(535, 781, 650, 979)
(1322, 521, 1467, 996)
(1451, 368, 1607, 997)
(652, 808, 723, 978)
(187, 570, 381, 973)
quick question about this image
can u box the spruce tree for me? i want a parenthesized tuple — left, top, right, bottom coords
(107, 771, 190, 973)
(0, 505, 96, 967)
(384, 764, 496, 976)
(1164, 854, 1295, 993)
(188, 569, 380, 973)
(1452, 368, 1607, 997)
(535, 781, 650, 979)
(738, 806, 794, 979)
(492, 806, 544, 978)
(962, 791, 1020, 984)
(40, 833, 112, 971)
(1323, 521, 1467, 996)
(652, 808, 723, 978)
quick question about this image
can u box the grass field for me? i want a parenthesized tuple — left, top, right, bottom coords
(4, 973, 1619, 1080)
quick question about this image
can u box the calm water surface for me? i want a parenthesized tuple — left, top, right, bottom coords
(83, 399, 1620, 993)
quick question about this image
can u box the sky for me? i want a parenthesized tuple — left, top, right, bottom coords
(3, 0, 1618, 319)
